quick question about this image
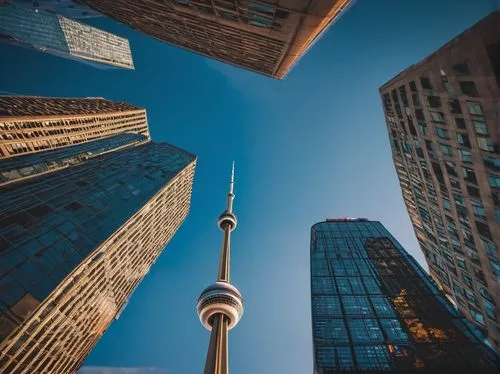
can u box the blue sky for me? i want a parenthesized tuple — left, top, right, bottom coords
(0, 0, 498, 373)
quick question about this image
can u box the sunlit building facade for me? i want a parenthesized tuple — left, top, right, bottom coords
(0, 96, 149, 158)
(310, 219, 498, 373)
(80, 0, 355, 79)
(0, 134, 196, 373)
(0, 3, 133, 69)
(379, 11, 499, 349)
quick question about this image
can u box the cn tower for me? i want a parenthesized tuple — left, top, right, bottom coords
(197, 162, 244, 374)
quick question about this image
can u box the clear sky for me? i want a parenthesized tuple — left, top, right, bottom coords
(0, 0, 498, 373)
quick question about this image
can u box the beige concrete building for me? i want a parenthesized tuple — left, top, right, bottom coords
(0, 96, 149, 158)
(80, 0, 355, 79)
(380, 12, 500, 349)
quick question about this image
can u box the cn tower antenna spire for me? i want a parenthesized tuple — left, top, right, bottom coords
(197, 162, 244, 374)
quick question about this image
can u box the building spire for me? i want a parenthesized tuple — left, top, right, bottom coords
(197, 162, 244, 374)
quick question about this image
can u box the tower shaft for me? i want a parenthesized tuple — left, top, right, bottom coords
(217, 225, 231, 282)
(204, 314, 229, 374)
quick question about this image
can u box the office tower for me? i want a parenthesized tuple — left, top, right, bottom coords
(0, 132, 196, 373)
(197, 163, 244, 374)
(0, 3, 133, 69)
(310, 218, 498, 373)
(80, 0, 354, 79)
(0, 96, 149, 158)
(379, 11, 500, 349)
(10, 0, 102, 19)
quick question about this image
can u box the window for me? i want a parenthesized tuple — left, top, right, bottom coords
(415, 109, 425, 121)
(488, 174, 500, 188)
(380, 319, 408, 342)
(455, 117, 466, 129)
(481, 238, 497, 257)
(462, 167, 477, 184)
(314, 320, 349, 343)
(483, 156, 500, 170)
(426, 95, 441, 108)
(442, 79, 454, 93)
(316, 347, 354, 370)
(412, 92, 421, 106)
(467, 185, 480, 197)
(459, 149, 472, 163)
(467, 102, 483, 116)
(477, 137, 494, 152)
(456, 133, 470, 147)
(435, 127, 448, 139)
(312, 296, 342, 316)
(472, 202, 486, 219)
(348, 319, 383, 342)
(473, 120, 488, 135)
(456, 256, 467, 270)
(409, 81, 417, 92)
(447, 99, 461, 114)
(430, 111, 445, 122)
(445, 161, 457, 177)
(342, 296, 373, 316)
(439, 143, 453, 156)
(418, 122, 427, 136)
(370, 297, 395, 317)
(420, 77, 433, 89)
(443, 199, 451, 211)
(452, 62, 470, 76)
(354, 346, 391, 370)
(459, 81, 479, 96)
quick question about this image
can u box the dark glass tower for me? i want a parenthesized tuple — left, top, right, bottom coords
(0, 133, 196, 373)
(310, 218, 498, 373)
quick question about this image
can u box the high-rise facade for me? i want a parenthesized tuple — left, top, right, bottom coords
(379, 11, 499, 349)
(0, 3, 134, 69)
(80, 0, 354, 79)
(0, 96, 149, 158)
(310, 218, 498, 373)
(0, 130, 196, 372)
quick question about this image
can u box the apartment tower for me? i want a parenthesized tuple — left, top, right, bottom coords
(0, 98, 196, 373)
(80, 0, 355, 78)
(310, 218, 498, 373)
(0, 96, 149, 158)
(379, 12, 499, 348)
(0, 3, 134, 69)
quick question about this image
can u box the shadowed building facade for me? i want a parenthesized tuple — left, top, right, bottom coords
(79, 0, 355, 79)
(0, 3, 133, 69)
(0, 131, 196, 372)
(310, 219, 498, 373)
(379, 12, 499, 349)
(0, 96, 149, 158)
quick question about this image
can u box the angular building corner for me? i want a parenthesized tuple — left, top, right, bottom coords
(310, 218, 499, 373)
(79, 0, 354, 79)
(0, 96, 196, 373)
(379, 11, 500, 349)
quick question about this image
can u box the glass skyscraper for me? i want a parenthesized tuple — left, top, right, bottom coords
(0, 123, 196, 371)
(0, 2, 134, 69)
(310, 219, 498, 373)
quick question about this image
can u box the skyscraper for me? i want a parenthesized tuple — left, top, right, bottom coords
(310, 218, 498, 373)
(0, 96, 149, 158)
(197, 163, 244, 374)
(0, 3, 134, 69)
(379, 11, 499, 349)
(79, 0, 355, 79)
(10, 0, 102, 19)
(0, 118, 196, 372)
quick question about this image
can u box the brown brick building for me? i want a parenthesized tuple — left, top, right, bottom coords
(0, 96, 149, 158)
(80, 0, 354, 79)
(380, 12, 500, 349)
